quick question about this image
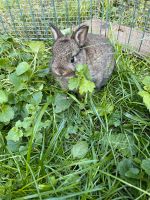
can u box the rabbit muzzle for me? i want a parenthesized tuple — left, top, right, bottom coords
(52, 63, 75, 78)
(62, 69, 75, 77)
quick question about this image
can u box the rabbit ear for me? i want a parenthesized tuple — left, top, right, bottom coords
(50, 23, 63, 40)
(72, 25, 89, 46)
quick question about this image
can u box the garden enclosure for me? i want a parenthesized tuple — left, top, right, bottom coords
(0, 0, 150, 56)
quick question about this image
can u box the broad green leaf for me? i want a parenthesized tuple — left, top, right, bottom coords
(6, 127, 23, 142)
(54, 93, 72, 113)
(71, 141, 88, 158)
(142, 76, 150, 87)
(0, 90, 8, 104)
(0, 105, 14, 123)
(9, 72, 27, 91)
(76, 64, 85, 72)
(19, 145, 28, 155)
(68, 64, 94, 94)
(101, 133, 136, 156)
(16, 117, 32, 130)
(79, 78, 95, 95)
(68, 77, 79, 90)
(138, 90, 150, 112)
(7, 140, 20, 153)
(38, 120, 51, 131)
(67, 125, 78, 134)
(98, 103, 114, 116)
(0, 58, 10, 69)
(23, 128, 33, 137)
(9, 72, 22, 85)
(117, 158, 133, 177)
(31, 91, 43, 105)
(22, 117, 32, 129)
(141, 159, 150, 175)
(109, 111, 121, 127)
(28, 41, 45, 54)
(25, 104, 40, 115)
(125, 168, 139, 179)
(16, 62, 30, 76)
(76, 64, 91, 79)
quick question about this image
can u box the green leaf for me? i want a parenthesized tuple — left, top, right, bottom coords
(79, 78, 95, 95)
(76, 64, 91, 79)
(138, 90, 150, 112)
(68, 77, 79, 90)
(0, 90, 8, 104)
(67, 125, 78, 134)
(98, 103, 114, 116)
(9, 72, 27, 91)
(125, 168, 139, 178)
(38, 120, 51, 131)
(142, 76, 150, 87)
(19, 145, 28, 155)
(31, 91, 43, 105)
(38, 176, 57, 190)
(25, 104, 40, 115)
(117, 158, 133, 177)
(76, 64, 85, 72)
(141, 159, 150, 175)
(54, 93, 72, 113)
(16, 117, 32, 130)
(16, 62, 30, 76)
(101, 133, 136, 156)
(71, 141, 88, 159)
(68, 64, 94, 94)
(6, 127, 23, 142)
(109, 111, 121, 127)
(28, 41, 45, 54)
(7, 140, 20, 153)
(23, 128, 33, 137)
(0, 105, 14, 123)
(0, 58, 10, 69)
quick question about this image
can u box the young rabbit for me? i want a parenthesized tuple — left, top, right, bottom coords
(50, 23, 115, 89)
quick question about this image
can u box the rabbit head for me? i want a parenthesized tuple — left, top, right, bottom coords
(50, 23, 89, 88)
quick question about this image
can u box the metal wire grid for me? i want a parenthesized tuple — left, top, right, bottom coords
(0, 0, 98, 39)
(0, 0, 150, 47)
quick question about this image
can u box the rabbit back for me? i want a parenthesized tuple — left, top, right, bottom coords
(84, 33, 115, 88)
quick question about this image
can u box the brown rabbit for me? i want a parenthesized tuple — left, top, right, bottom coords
(50, 23, 115, 89)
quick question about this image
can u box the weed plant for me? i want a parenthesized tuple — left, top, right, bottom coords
(0, 34, 150, 199)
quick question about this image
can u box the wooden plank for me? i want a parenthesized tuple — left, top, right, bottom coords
(77, 19, 150, 57)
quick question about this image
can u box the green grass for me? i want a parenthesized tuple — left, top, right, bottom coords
(0, 34, 150, 200)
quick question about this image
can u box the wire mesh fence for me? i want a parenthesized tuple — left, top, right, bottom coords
(0, 0, 150, 54)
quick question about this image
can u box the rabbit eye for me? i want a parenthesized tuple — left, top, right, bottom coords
(71, 56, 75, 63)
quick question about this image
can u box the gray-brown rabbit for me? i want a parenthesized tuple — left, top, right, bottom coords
(50, 23, 115, 89)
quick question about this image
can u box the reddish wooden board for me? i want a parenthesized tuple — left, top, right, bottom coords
(76, 19, 150, 57)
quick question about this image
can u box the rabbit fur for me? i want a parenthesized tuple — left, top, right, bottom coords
(50, 23, 115, 89)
